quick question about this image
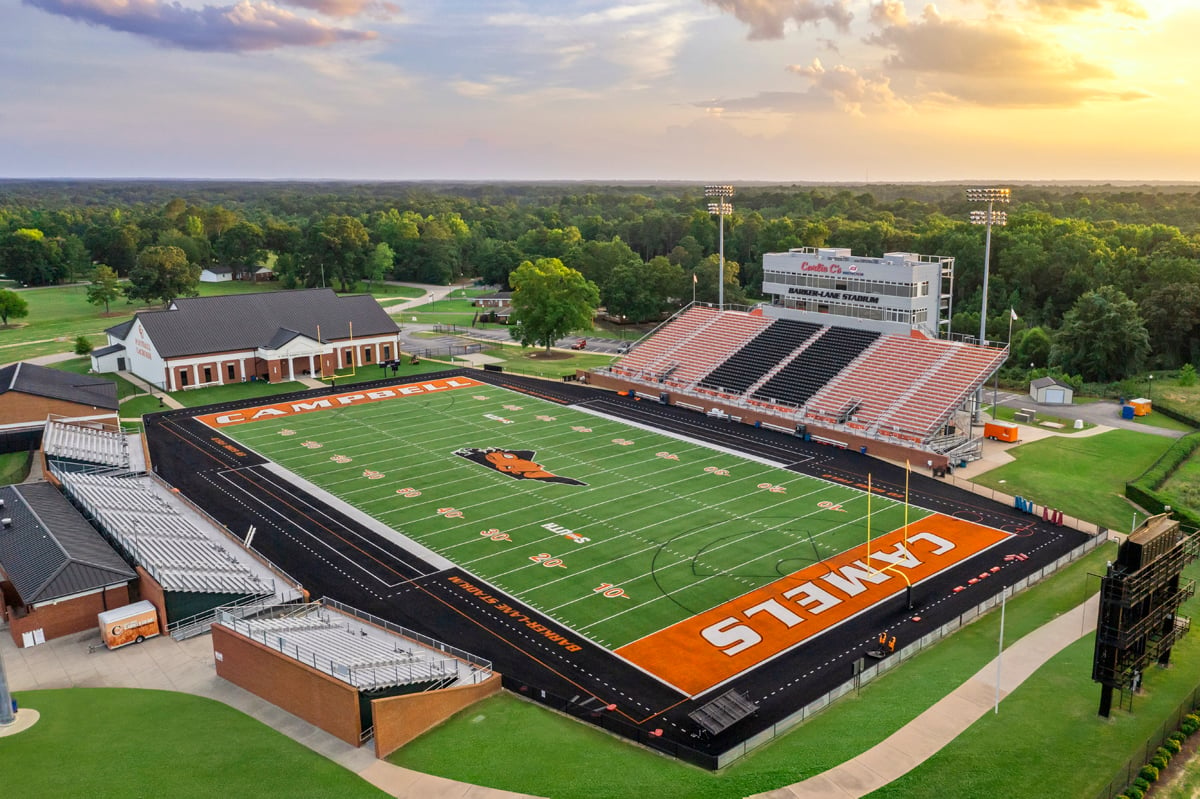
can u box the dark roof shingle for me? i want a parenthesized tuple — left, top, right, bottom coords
(0, 482, 135, 604)
(0, 362, 119, 410)
(116, 289, 399, 359)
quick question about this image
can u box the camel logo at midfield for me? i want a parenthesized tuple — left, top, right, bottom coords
(453, 447, 587, 486)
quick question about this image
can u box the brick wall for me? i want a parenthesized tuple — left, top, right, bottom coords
(0, 393, 117, 428)
(134, 567, 169, 630)
(8, 584, 130, 647)
(372, 672, 502, 759)
(211, 624, 363, 746)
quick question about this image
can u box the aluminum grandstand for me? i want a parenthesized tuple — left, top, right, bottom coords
(593, 305, 1006, 463)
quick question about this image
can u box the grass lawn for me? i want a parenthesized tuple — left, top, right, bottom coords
(1155, 452, 1200, 515)
(972, 429, 1174, 531)
(51, 356, 142, 399)
(120, 393, 166, 419)
(1130, 409, 1195, 432)
(399, 311, 478, 326)
(171, 379, 313, 407)
(0, 450, 31, 485)
(986, 403, 1094, 433)
(869, 558, 1200, 799)
(477, 345, 615, 378)
(391, 542, 1115, 798)
(1, 689, 386, 799)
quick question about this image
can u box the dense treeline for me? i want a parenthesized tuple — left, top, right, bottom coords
(1, 181, 1199, 383)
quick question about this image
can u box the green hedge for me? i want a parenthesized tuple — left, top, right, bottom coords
(1149, 398, 1200, 429)
(1125, 432, 1200, 528)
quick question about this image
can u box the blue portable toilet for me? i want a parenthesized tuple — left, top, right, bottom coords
(1121, 405, 1135, 420)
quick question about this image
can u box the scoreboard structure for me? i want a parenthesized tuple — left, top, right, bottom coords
(1093, 514, 1198, 717)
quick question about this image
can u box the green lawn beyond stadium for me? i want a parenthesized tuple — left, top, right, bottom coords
(212, 377, 933, 653)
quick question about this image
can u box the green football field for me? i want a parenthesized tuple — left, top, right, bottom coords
(213, 381, 932, 651)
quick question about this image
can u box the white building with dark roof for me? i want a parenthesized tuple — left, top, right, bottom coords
(93, 289, 402, 391)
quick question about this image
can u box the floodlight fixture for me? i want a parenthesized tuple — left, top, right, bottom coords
(705, 186, 735, 310)
(968, 186, 1011, 423)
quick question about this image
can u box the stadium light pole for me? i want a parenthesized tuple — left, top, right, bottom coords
(968, 187, 1010, 423)
(705, 185, 734, 311)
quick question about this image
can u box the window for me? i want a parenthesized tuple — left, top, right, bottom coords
(227, 364, 236, 381)
(203, 366, 212, 383)
(345, 350, 353, 366)
(363, 348, 372, 364)
(179, 369, 189, 388)
(383, 345, 391, 360)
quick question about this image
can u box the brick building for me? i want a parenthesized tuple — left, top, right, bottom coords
(91, 289, 402, 391)
(0, 482, 137, 647)
(0, 362, 119, 433)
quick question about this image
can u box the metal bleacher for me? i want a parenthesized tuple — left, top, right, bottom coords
(57, 471, 274, 598)
(216, 601, 493, 692)
(42, 418, 130, 471)
(697, 319, 823, 396)
(751, 326, 881, 408)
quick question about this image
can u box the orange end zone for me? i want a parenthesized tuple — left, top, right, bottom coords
(194, 376, 484, 428)
(616, 514, 1011, 697)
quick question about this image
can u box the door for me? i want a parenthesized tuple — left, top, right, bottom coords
(117, 357, 127, 370)
(1046, 389, 1065, 404)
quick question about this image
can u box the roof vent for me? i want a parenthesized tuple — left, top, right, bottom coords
(1, 518, 11, 528)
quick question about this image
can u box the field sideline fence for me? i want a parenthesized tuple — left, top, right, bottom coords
(1093, 684, 1200, 799)
(505, 531, 1109, 771)
(711, 530, 1109, 768)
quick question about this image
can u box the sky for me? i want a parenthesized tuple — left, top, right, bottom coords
(3, 0, 1197, 181)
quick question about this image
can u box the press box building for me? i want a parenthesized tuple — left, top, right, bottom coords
(761, 247, 954, 336)
(92, 289, 402, 391)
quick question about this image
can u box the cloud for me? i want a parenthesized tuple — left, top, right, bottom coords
(1021, 0, 1147, 19)
(785, 57, 901, 113)
(864, 3, 1150, 107)
(25, 0, 377, 52)
(274, 0, 399, 19)
(704, 0, 852, 39)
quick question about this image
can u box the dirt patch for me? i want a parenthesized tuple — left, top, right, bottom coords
(1148, 729, 1200, 797)
(526, 351, 572, 361)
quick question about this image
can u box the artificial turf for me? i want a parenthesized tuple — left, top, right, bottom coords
(216, 378, 940, 650)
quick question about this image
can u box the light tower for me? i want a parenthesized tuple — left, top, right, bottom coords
(968, 187, 1010, 422)
(705, 185, 734, 311)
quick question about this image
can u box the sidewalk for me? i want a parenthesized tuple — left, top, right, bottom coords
(749, 594, 1100, 798)
(0, 629, 540, 799)
(118, 370, 185, 409)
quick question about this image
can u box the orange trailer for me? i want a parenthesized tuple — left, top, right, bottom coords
(98, 601, 161, 650)
(984, 421, 1020, 442)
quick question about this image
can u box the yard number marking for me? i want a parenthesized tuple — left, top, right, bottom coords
(593, 583, 631, 600)
(438, 507, 464, 519)
(480, 528, 512, 542)
(818, 500, 847, 512)
(529, 553, 567, 568)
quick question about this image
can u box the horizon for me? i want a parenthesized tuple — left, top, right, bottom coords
(6, 0, 1196, 183)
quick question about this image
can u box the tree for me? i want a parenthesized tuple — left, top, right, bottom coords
(508, 258, 600, 352)
(73, 335, 93, 356)
(86, 264, 123, 314)
(0, 228, 65, 286)
(214, 221, 265, 280)
(303, 215, 370, 291)
(0, 289, 29, 326)
(1051, 286, 1150, 382)
(367, 242, 394, 290)
(1015, 326, 1051, 369)
(126, 246, 199, 306)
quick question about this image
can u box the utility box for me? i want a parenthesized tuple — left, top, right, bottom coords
(984, 421, 1019, 442)
(1129, 398, 1152, 417)
(98, 601, 161, 650)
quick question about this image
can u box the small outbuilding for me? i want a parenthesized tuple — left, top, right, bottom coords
(0, 362, 119, 434)
(1030, 376, 1074, 405)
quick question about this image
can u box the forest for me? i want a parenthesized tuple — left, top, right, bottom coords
(1, 180, 1199, 385)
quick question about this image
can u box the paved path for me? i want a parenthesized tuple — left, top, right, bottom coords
(0, 629, 540, 799)
(750, 593, 1101, 798)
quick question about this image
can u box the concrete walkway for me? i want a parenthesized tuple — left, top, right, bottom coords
(117, 370, 186, 409)
(750, 593, 1101, 799)
(0, 629, 539, 799)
